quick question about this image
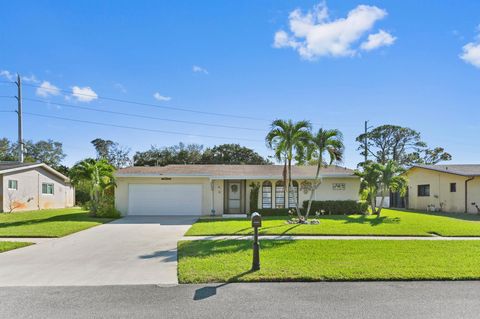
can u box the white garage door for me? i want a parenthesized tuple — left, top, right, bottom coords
(127, 184, 203, 216)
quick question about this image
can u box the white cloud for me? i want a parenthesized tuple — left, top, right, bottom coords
(22, 74, 40, 83)
(360, 29, 396, 51)
(71, 86, 98, 102)
(192, 65, 209, 74)
(460, 28, 480, 68)
(0, 70, 14, 81)
(36, 81, 61, 97)
(273, 2, 393, 59)
(153, 92, 171, 101)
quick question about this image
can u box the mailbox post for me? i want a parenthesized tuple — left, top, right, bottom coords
(251, 212, 262, 271)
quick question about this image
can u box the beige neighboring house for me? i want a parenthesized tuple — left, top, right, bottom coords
(405, 164, 480, 214)
(0, 162, 75, 213)
(115, 164, 361, 216)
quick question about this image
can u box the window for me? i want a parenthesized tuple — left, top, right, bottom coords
(332, 183, 346, 191)
(8, 180, 18, 190)
(417, 184, 430, 197)
(262, 181, 272, 209)
(288, 181, 299, 208)
(275, 181, 285, 208)
(450, 183, 457, 193)
(42, 183, 54, 195)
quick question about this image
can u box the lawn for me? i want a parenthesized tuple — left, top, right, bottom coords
(185, 209, 480, 237)
(178, 239, 480, 283)
(0, 208, 116, 237)
(0, 241, 33, 253)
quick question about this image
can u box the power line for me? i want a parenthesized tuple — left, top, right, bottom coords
(21, 82, 270, 122)
(23, 111, 263, 142)
(23, 97, 265, 132)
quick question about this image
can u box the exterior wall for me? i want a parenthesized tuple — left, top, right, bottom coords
(115, 176, 361, 216)
(115, 176, 224, 216)
(1, 167, 74, 213)
(247, 177, 361, 212)
(406, 167, 480, 213)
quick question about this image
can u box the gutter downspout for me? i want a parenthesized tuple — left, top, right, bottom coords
(465, 176, 475, 213)
(210, 180, 216, 216)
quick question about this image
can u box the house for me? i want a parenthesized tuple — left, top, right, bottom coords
(115, 164, 361, 216)
(405, 164, 480, 213)
(0, 162, 75, 213)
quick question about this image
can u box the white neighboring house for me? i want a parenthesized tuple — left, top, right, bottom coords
(0, 162, 75, 213)
(115, 164, 361, 216)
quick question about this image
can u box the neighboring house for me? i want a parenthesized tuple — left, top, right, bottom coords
(115, 164, 361, 216)
(405, 164, 480, 214)
(0, 162, 75, 213)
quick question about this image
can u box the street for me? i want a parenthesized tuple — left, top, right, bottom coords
(1, 281, 479, 318)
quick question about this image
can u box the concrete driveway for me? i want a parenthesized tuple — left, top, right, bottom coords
(0, 216, 196, 286)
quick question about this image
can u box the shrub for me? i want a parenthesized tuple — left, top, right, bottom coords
(249, 208, 304, 216)
(249, 182, 260, 212)
(303, 200, 368, 215)
(84, 195, 121, 218)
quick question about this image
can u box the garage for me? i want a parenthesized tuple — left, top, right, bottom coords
(127, 184, 203, 216)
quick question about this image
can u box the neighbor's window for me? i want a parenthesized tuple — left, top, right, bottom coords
(450, 183, 457, 193)
(275, 181, 285, 208)
(332, 183, 346, 191)
(42, 183, 54, 195)
(8, 180, 18, 190)
(288, 181, 299, 208)
(262, 181, 272, 209)
(417, 184, 430, 197)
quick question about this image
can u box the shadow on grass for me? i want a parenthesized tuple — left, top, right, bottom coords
(342, 215, 401, 226)
(0, 213, 112, 229)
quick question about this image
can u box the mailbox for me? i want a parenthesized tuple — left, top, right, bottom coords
(251, 212, 262, 228)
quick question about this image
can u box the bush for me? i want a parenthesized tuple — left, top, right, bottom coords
(84, 195, 121, 218)
(249, 208, 304, 216)
(303, 200, 368, 215)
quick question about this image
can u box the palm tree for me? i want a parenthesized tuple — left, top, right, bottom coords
(69, 158, 116, 216)
(356, 160, 407, 216)
(266, 119, 311, 218)
(304, 128, 344, 219)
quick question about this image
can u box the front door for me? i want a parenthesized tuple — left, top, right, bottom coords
(226, 181, 243, 214)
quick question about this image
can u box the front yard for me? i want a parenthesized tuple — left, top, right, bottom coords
(186, 209, 480, 237)
(178, 239, 480, 283)
(0, 207, 116, 238)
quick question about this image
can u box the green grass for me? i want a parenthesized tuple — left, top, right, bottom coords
(0, 208, 116, 237)
(185, 209, 480, 237)
(0, 241, 33, 253)
(178, 239, 480, 283)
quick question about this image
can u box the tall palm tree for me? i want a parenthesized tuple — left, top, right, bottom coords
(266, 119, 311, 217)
(304, 128, 344, 219)
(69, 158, 116, 215)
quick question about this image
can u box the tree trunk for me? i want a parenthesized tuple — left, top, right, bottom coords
(370, 189, 376, 216)
(306, 162, 321, 220)
(377, 190, 385, 217)
(287, 158, 301, 219)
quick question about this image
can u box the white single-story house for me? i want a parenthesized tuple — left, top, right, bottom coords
(0, 162, 75, 213)
(115, 164, 361, 216)
(405, 164, 480, 213)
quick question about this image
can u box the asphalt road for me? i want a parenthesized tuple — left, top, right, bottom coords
(1, 282, 479, 319)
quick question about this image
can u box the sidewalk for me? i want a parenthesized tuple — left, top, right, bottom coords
(182, 235, 480, 241)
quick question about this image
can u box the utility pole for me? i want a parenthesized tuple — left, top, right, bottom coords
(364, 120, 368, 163)
(15, 74, 24, 163)
(364, 120, 373, 164)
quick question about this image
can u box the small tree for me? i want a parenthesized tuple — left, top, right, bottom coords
(249, 182, 260, 212)
(69, 159, 116, 216)
(356, 160, 407, 216)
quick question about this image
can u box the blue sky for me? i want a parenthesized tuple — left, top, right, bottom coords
(1, 0, 480, 168)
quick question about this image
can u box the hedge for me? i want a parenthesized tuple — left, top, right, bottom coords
(302, 200, 368, 215)
(248, 208, 299, 216)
